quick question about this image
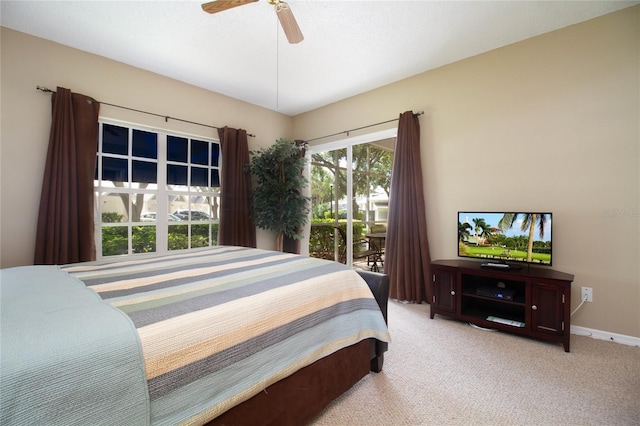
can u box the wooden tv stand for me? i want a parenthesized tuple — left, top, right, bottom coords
(430, 259, 574, 352)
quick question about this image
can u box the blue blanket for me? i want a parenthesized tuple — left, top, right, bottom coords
(0, 266, 150, 426)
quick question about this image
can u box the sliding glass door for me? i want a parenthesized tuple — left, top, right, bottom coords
(308, 130, 395, 269)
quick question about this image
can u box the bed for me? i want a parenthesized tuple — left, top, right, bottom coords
(0, 246, 390, 425)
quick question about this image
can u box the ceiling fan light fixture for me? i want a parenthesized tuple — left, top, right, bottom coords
(274, 1, 304, 44)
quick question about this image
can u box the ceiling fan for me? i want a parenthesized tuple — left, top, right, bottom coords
(202, 0, 304, 44)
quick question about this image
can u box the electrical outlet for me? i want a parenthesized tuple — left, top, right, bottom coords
(581, 287, 593, 302)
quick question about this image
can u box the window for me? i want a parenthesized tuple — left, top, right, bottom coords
(95, 121, 220, 258)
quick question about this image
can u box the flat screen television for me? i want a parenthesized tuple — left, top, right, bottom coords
(458, 212, 552, 267)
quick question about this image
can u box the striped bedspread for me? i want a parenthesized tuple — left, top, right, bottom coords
(62, 246, 390, 425)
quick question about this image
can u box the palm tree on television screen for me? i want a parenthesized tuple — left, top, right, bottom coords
(472, 217, 492, 245)
(458, 221, 472, 242)
(498, 213, 548, 262)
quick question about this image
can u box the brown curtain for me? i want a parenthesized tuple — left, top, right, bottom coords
(217, 127, 256, 247)
(283, 139, 306, 254)
(34, 87, 100, 265)
(384, 111, 432, 303)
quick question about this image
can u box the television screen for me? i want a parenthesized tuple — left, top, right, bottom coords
(458, 212, 552, 266)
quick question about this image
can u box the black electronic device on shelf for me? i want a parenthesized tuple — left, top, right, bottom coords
(475, 285, 517, 301)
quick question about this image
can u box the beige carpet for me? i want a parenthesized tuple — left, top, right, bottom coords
(311, 300, 640, 425)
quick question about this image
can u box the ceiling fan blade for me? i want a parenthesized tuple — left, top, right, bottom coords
(275, 2, 304, 44)
(202, 0, 258, 14)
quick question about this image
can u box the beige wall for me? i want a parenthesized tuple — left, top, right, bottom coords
(1, 7, 638, 338)
(294, 7, 640, 338)
(1, 28, 293, 265)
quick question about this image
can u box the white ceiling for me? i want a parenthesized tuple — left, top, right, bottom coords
(2, 0, 637, 116)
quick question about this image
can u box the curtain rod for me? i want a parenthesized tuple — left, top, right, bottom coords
(36, 86, 255, 137)
(305, 111, 424, 143)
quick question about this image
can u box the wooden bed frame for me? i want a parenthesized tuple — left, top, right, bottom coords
(206, 270, 389, 425)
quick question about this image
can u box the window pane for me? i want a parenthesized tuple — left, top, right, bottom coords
(132, 130, 157, 159)
(132, 160, 157, 184)
(132, 193, 155, 222)
(167, 164, 187, 185)
(132, 225, 156, 254)
(211, 169, 220, 188)
(102, 226, 128, 256)
(191, 167, 208, 187)
(191, 224, 209, 248)
(168, 224, 188, 251)
(190, 196, 211, 221)
(167, 136, 188, 162)
(102, 157, 128, 184)
(191, 140, 209, 165)
(211, 143, 220, 167)
(169, 196, 187, 219)
(103, 124, 128, 155)
(101, 192, 129, 222)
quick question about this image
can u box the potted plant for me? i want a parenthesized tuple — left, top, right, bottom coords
(248, 138, 310, 252)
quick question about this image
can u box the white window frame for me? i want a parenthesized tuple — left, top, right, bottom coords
(94, 118, 220, 259)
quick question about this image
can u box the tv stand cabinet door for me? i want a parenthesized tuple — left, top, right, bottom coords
(530, 280, 569, 351)
(431, 266, 458, 319)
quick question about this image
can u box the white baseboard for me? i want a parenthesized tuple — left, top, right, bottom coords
(571, 325, 640, 347)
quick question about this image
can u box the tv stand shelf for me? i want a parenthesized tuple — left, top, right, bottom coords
(430, 259, 574, 351)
